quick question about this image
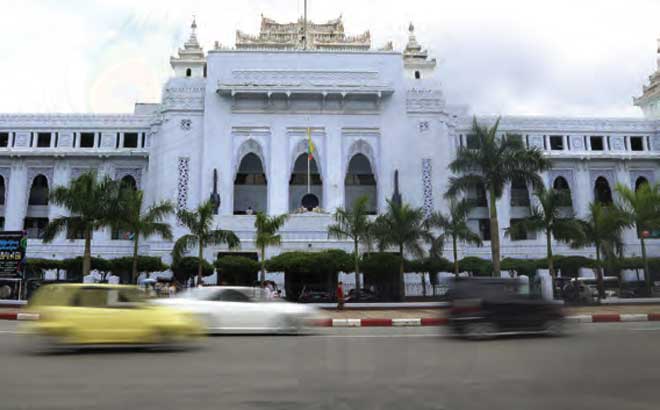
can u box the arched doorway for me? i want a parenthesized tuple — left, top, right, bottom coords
(234, 153, 267, 214)
(553, 176, 574, 217)
(25, 175, 49, 238)
(120, 175, 137, 190)
(289, 154, 322, 212)
(344, 153, 377, 214)
(594, 177, 613, 205)
(635, 177, 649, 192)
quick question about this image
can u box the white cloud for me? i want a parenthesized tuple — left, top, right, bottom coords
(0, 0, 658, 116)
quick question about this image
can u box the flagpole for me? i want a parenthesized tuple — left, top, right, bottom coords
(307, 131, 311, 194)
(303, 0, 308, 50)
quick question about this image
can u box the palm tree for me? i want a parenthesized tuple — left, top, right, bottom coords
(507, 186, 584, 281)
(571, 202, 629, 300)
(255, 212, 289, 282)
(328, 195, 372, 294)
(427, 198, 483, 277)
(173, 200, 241, 286)
(116, 188, 174, 283)
(446, 117, 550, 276)
(615, 182, 660, 295)
(373, 200, 429, 300)
(43, 171, 120, 277)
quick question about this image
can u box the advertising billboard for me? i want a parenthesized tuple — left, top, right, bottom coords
(0, 231, 27, 277)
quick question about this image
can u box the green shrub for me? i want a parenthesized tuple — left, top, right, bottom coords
(406, 257, 452, 274)
(458, 257, 492, 276)
(554, 256, 596, 278)
(171, 257, 213, 283)
(265, 250, 352, 276)
(60, 257, 112, 281)
(500, 258, 538, 277)
(110, 256, 168, 283)
(215, 256, 260, 285)
(361, 253, 403, 276)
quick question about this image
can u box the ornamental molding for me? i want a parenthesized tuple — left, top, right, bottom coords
(547, 169, 577, 206)
(0, 114, 152, 129)
(233, 138, 268, 178)
(610, 135, 626, 151)
(70, 167, 95, 181)
(176, 157, 190, 213)
(342, 138, 379, 183)
(288, 128, 325, 178)
(161, 87, 205, 112)
(629, 169, 656, 187)
(114, 167, 143, 188)
(26, 167, 54, 205)
(459, 116, 660, 134)
(406, 88, 445, 114)
(589, 168, 617, 190)
(422, 158, 433, 218)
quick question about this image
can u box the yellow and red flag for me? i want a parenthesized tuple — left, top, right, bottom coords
(307, 127, 315, 160)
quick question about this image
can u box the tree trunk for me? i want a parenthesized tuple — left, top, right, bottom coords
(453, 235, 459, 277)
(641, 236, 652, 296)
(488, 190, 501, 277)
(354, 239, 361, 299)
(546, 229, 555, 299)
(595, 245, 605, 301)
(82, 229, 92, 278)
(197, 242, 204, 287)
(399, 244, 405, 301)
(131, 234, 140, 284)
(421, 272, 427, 297)
(259, 245, 266, 283)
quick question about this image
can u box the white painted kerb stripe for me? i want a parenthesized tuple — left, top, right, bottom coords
(566, 315, 593, 323)
(16, 313, 39, 321)
(621, 314, 648, 322)
(392, 318, 421, 327)
(332, 319, 361, 327)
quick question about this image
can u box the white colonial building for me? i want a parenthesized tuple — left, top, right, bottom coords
(1, 16, 660, 268)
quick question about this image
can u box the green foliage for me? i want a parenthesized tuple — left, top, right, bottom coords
(500, 258, 538, 277)
(265, 250, 352, 276)
(171, 257, 213, 283)
(110, 256, 168, 283)
(25, 259, 63, 279)
(61, 257, 112, 281)
(360, 253, 404, 276)
(406, 257, 452, 274)
(215, 256, 260, 285)
(554, 256, 596, 278)
(458, 257, 493, 276)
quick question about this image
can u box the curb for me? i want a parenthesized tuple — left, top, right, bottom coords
(2, 313, 660, 326)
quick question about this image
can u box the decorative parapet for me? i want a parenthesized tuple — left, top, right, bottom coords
(161, 87, 205, 112)
(460, 115, 659, 134)
(406, 88, 445, 113)
(0, 114, 152, 129)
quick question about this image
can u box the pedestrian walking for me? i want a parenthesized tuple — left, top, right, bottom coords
(336, 281, 344, 310)
(168, 282, 177, 298)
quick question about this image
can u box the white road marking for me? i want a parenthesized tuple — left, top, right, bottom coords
(627, 326, 660, 332)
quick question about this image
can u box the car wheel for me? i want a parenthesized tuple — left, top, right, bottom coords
(544, 320, 564, 337)
(463, 321, 497, 340)
(276, 315, 303, 335)
(153, 330, 185, 351)
(25, 334, 65, 355)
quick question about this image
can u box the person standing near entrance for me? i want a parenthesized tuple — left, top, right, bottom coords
(336, 281, 344, 310)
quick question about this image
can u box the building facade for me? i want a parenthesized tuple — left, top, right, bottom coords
(1, 16, 660, 267)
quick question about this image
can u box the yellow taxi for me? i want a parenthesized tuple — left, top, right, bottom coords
(22, 284, 204, 351)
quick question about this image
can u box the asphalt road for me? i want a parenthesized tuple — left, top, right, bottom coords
(0, 322, 659, 410)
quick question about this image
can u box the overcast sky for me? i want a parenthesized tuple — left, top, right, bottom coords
(1, 0, 658, 117)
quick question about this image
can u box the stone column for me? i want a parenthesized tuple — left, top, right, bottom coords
(48, 163, 69, 242)
(268, 126, 289, 215)
(324, 127, 343, 212)
(574, 164, 591, 218)
(5, 163, 27, 231)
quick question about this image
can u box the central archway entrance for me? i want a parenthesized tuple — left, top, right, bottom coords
(234, 153, 267, 214)
(289, 154, 322, 212)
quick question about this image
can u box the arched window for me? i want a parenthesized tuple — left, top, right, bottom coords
(186, 68, 192, 77)
(234, 153, 267, 215)
(0, 175, 5, 206)
(120, 175, 137, 190)
(635, 177, 649, 192)
(414, 71, 421, 80)
(345, 153, 377, 214)
(594, 177, 613, 205)
(28, 175, 49, 206)
(510, 177, 530, 207)
(289, 154, 322, 212)
(553, 176, 573, 208)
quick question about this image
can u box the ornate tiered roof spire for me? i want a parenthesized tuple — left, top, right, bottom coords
(170, 17, 206, 77)
(185, 17, 200, 49)
(236, 14, 371, 51)
(402, 22, 436, 70)
(634, 37, 660, 119)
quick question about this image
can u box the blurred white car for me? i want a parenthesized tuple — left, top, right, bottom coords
(152, 286, 321, 334)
